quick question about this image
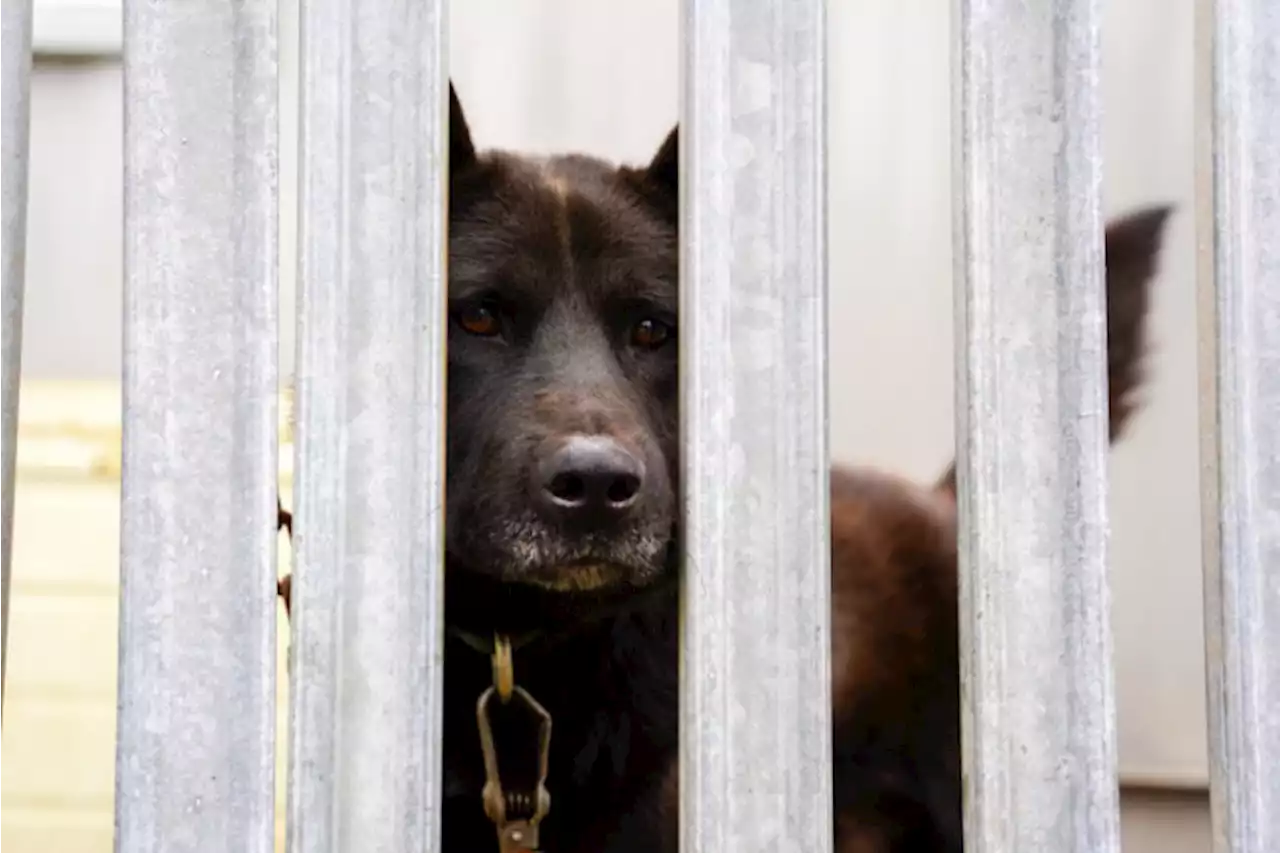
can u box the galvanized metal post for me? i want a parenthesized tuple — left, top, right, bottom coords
(285, 0, 449, 850)
(952, 1, 1119, 851)
(1196, 1, 1280, 851)
(0, 0, 33, 712)
(116, 2, 279, 851)
(680, 2, 833, 852)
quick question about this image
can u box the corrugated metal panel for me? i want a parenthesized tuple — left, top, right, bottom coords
(680, 2, 834, 851)
(953, 0, 1120, 850)
(285, 0, 449, 850)
(115, 2, 280, 850)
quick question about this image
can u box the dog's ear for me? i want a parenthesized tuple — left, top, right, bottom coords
(646, 125, 678, 196)
(450, 81, 477, 173)
(623, 124, 679, 222)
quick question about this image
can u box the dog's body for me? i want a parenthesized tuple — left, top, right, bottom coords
(279, 87, 1172, 853)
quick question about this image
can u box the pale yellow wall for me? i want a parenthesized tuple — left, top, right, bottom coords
(2, 380, 294, 852)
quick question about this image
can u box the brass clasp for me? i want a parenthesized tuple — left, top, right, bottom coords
(476, 635, 553, 853)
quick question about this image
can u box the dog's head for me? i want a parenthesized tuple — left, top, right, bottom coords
(445, 86, 681, 594)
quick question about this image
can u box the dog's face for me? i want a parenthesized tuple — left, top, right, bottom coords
(444, 86, 681, 594)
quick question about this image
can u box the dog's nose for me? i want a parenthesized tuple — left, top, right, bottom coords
(536, 435, 645, 525)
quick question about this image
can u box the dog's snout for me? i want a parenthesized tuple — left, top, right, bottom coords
(536, 435, 645, 525)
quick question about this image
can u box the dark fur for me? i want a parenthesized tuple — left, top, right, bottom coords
(278, 86, 1172, 853)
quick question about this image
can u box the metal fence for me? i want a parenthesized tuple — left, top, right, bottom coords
(0, 0, 1275, 851)
(954, 0, 1118, 848)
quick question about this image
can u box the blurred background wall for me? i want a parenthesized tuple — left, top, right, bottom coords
(4, 0, 1208, 850)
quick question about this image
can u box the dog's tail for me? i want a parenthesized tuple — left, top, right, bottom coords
(935, 205, 1174, 500)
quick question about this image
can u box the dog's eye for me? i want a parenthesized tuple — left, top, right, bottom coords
(455, 302, 502, 338)
(630, 318, 673, 349)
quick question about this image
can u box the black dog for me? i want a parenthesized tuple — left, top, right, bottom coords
(279, 84, 1172, 853)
